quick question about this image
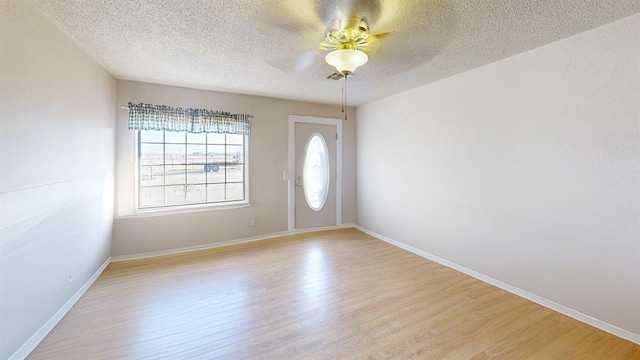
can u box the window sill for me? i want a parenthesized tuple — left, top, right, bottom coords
(115, 201, 250, 219)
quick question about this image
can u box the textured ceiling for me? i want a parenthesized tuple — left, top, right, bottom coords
(26, 0, 640, 106)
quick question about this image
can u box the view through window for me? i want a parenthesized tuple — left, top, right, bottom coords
(138, 130, 246, 209)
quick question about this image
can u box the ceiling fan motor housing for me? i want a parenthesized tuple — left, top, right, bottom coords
(321, 16, 372, 52)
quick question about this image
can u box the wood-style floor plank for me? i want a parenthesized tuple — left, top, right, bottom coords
(28, 228, 639, 359)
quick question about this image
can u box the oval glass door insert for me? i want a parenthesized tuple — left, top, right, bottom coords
(302, 133, 330, 211)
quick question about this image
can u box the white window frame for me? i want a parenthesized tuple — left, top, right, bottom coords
(134, 130, 250, 215)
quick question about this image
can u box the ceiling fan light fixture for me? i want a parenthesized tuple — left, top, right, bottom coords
(325, 49, 368, 75)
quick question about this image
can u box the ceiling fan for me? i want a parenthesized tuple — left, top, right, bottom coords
(315, 14, 389, 119)
(267, 0, 396, 80)
(264, 0, 452, 80)
(264, 0, 454, 116)
(264, 1, 412, 119)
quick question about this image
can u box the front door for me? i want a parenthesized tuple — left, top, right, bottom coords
(294, 122, 337, 230)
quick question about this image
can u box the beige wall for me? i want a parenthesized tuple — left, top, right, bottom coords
(0, 1, 115, 359)
(357, 15, 639, 336)
(112, 80, 356, 256)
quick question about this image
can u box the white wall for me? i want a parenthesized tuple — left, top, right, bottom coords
(357, 14, 639, 337)
(112, 80, 356, 256)
(0, 1, 115, 359)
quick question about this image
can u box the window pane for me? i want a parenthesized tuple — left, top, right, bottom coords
(165, 144, 186, 165)
(207, 145, 225, 163)
(207, 183, 225, 202)
(227, 165, 244, 182)
(140, 144, 164, 166)
(140, 166, 164, 187)
(226, 145, 243, 164)
(207, 133, 225, 144)
(227, 134, 243, 145)
(188, 144, 206, 165)
(226, 183, 244, 201)
(140, 130, 163, 143)
(139, 187, 164, 208)
(302, 134, 329, 211)
(187, 162, 206, 184)
(187, 144, 206, 185)
(187, 132, 206, 144)
(165, 131, 186, 143)
(187, 144, 206, 158)
(165, 185, 186, 206)
(186, 185, 206, 204)
(206, 145, 226, 183)
(165, 165, 186, 185)
(206, 165, 225, 183)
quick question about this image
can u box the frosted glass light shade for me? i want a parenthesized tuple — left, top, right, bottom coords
(325, 49, 368, 74)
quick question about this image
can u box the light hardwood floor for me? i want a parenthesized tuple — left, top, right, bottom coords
(29, 228, 639, 359)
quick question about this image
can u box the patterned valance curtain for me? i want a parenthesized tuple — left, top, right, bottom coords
(127, 102, 251, 135)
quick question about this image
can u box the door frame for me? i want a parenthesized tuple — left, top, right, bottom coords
(288, 115, 342, 232)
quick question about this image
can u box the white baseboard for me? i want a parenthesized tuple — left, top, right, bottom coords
(111, 223, 357, 262)
(354, 225, 640, 345)
(9, 257, 112, 360)
(289, 222, 357, 235)
(112, 231, 289, 262)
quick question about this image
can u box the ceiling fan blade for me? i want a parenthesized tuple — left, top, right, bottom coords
(357, 1, 457, 76)
(262, 0, 326, 33)
(357, 31, 392, 53)
(263, 0, 383, 35)
(367, 0, 403, 32)
(354, 0, 444, 35)
(294, 51, 320, 71)
(372, 31, 392, 39)
(269, 50, 323, 73)
(267, 17, 327, 73)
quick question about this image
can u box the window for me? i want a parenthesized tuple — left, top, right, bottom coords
(137, 130, 247, 210)
(302, 133, 330, 211)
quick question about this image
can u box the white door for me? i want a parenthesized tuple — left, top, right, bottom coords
(294, 122, 337, 229)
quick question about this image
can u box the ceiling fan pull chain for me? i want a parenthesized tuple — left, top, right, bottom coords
(344, 75, 348, 121)
(341, 83, 344, 114)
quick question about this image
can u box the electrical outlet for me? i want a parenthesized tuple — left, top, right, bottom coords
(248, 219, 256, 227)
